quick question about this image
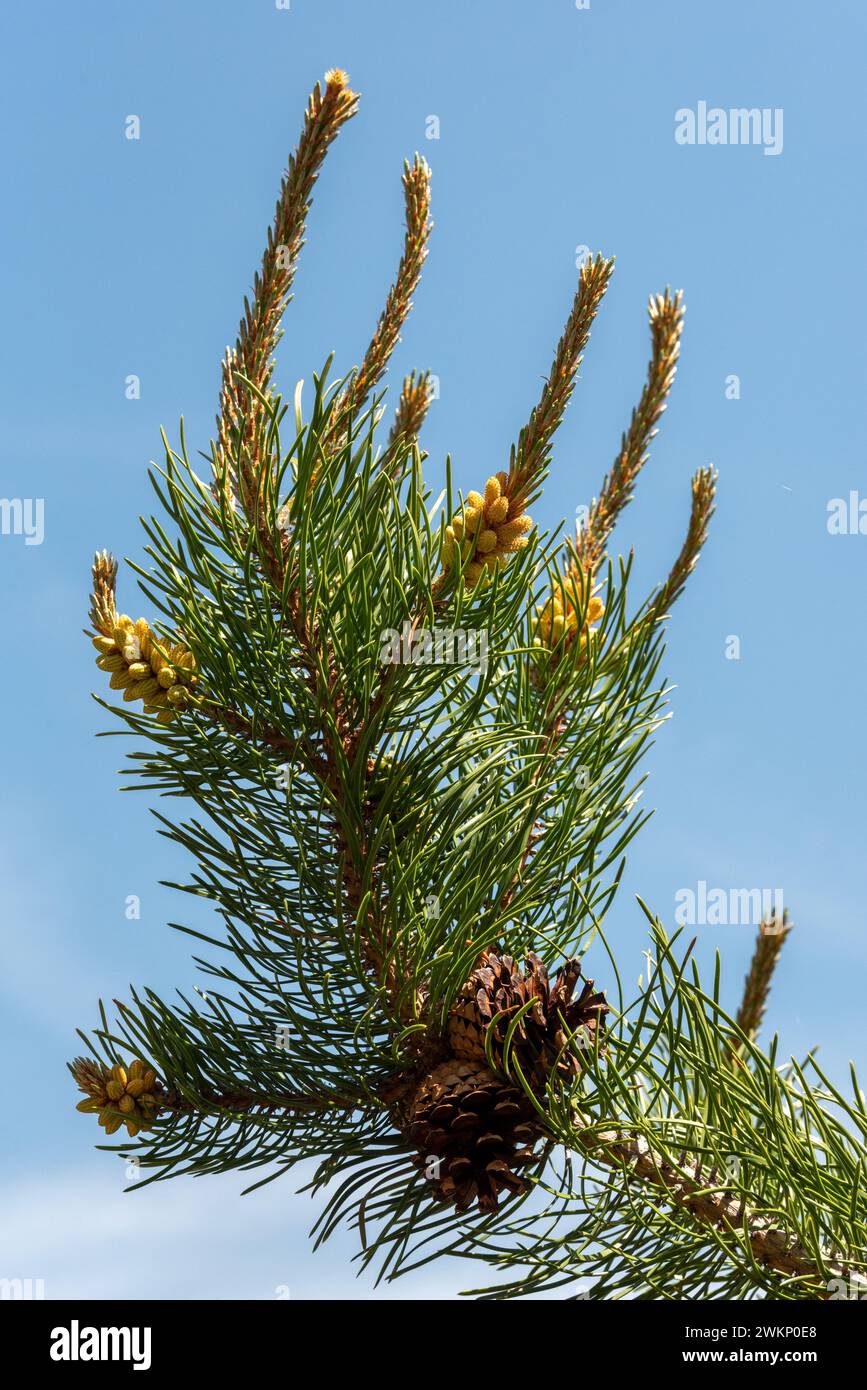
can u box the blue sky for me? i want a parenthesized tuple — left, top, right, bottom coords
(2, 0, 866, 1299)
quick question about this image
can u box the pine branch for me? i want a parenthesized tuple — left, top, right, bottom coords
(379, 370, 433, 480)
(214, 69, 359, 518)
(496, 710, 566, 914)
(571, 1108, 862, 1291)
(726, 910, 793, 1058)
(89, 550, 321, 764)
(575, 289, 684, 572)
(646, 465, 717, 619)
(328, 156, 432, 439)
(507, 254, 614, 512)
(456, 922, 867, 1301)
(200, 699, 325, 770)
(72, 70, 867, 1302)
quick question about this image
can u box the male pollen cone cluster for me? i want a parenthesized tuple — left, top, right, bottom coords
(441, 472, 534, 588)
(92, 619, 197, 723)
(533, 556, 604, 657)
(89, 552, 197, 724)
(404, 951, 609, 1214)
(72, 1057, 164, 1138)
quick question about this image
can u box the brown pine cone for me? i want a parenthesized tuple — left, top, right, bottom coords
(448, 950, 608, 1086)
(405, 1059, 541, 1214)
